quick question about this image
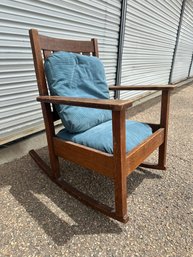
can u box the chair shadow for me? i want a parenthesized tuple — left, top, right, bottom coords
(0, 152, 162, 246)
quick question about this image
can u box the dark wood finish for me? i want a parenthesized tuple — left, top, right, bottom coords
(158, 90, 170, 169)
(53, 138, 115, 178)
(29, 28, 174, 223)
(29, 29, 60, 179)
(109, 85, 175, 91)
(91, 38, 99, 57)
(39, 35, 95, 53)
(37, 95, 133, 111)
(29, 148, 130, 223)
(126, 128, 164, 174)
(29, 29, 48, 96)
(43, 50, 52, 59)
(112, 110, 128, 221)
(29, 149, 128, 223)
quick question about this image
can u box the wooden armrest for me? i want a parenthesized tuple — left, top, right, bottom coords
(37, 96, 133, 111)
(109, 85, 175, 91)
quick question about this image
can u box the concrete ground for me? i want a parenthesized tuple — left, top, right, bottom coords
(0, 85, 192, 257)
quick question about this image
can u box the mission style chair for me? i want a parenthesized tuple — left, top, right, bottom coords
(29, 29, 174, 223)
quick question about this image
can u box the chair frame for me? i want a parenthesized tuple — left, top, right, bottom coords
(29, 29, 175, 223)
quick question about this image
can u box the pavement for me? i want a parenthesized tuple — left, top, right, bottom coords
(0, 85, 192, 257)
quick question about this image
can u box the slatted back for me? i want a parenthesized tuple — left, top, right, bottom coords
(29, 29, 99, 121)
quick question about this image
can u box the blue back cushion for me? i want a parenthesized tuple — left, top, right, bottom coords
(44, 52, 111, 133)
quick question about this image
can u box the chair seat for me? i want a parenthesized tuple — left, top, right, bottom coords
(57, 120, 152, 154)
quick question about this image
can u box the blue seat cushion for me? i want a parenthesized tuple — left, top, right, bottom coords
(44, 51, 111, 133)
(57, 120, 152, 154)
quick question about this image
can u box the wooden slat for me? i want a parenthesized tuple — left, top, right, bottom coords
(29, 29, 48, 96)
(126, 128, 165, 174)
(37, 95, 133, 111)
(39, 35, 95, 53)
(109, 85, 175, 91)
(29, 28, 172, 222)
(53, 138, 115, 178)
(43, 50, 52, 59)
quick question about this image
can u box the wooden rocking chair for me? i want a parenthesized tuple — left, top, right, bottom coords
(29, 29, 174, 223)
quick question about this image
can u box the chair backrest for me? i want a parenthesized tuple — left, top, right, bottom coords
(29, 29, 99, 121)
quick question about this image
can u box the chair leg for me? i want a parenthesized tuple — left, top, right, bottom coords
(48, 149, 60, 179)
(114, 175, 129, 223)
(158, 90, 170, 170)
(158, 142, 167, 169)
(112, 110, 129, 222)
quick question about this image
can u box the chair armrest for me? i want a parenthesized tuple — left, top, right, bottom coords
(37, 96, 133, 111)
(109, 85, 175, 91)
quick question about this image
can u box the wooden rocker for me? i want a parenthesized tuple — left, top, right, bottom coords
(29, 29, 175, 223)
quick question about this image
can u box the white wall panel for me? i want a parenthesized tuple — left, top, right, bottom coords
(171, 0, 193, 83)
(120, 0, 182, 99)
(0, 0, 121, 144)
(1, 0, 193, 144)
(189, 55, 193, 77)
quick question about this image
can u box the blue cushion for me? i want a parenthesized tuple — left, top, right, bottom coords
(57, 120, 152, 154)
(44, 51, 111, 133)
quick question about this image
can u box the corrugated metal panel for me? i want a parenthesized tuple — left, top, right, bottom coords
(171, 0, 193, 83)
(189, 55, 193, 77)
(120, 0, 182, 99)
(0, 0, 121, 144)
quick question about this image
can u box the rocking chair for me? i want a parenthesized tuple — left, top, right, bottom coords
(29, 29, 174, 223)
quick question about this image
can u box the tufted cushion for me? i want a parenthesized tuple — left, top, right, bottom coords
(57, 120, 152, 154)
(44, 51, 111, 133)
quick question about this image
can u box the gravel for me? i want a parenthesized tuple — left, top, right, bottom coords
(0, 85, 192, 257)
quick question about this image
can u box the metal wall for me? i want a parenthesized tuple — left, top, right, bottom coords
(120, 0, 182, 99)
(189, 55, 193, 77)
(1, 0, 193, 145)
(171, 0, 193, 83)
(0, 0, 121, 144)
